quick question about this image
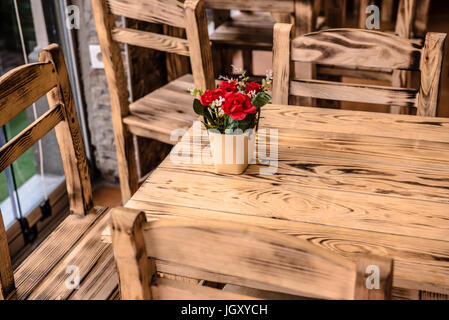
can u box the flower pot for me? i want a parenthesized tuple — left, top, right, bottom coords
(208, 129, 256, 174)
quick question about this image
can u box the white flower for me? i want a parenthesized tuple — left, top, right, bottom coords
(211, 96, 225, 108)
(247, 90, 257, 98)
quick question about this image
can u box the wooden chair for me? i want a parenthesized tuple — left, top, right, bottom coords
(272, 25, 446, 117)
(111, 207, 393, 300)
(91, 0, 215, 203)
(0, 44, 109, 300)
(207, 0, 323, 77)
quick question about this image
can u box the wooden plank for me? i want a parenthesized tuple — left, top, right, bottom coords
(289, 79, 418, 107)
(111, 208, 154, 300)
(69, 246, 118, 300)
(0, 212, 15, 300)
(261, 105, 449, 144)
(414, 0, 431, 38)
(395, 0, 416, 38)
(141, 218, 357, 299)
(125, 200, 449, 294)
(112, 28, 190, 56)
(26, 207, 111, 300)
(162, 147, 449, 204)
(260, 128, 449, 171)
(291, 29, 422, 70)
(417, 33, 446, 117)
(272, 23, 294, 105)
(317, 65, 393, 81)
(294, 0, 314, 35)
(392, 0, 417, 115)
(39, 45, 93, 216)
(0, 105, 63, 173)
(203, 0, 294, 13)
(133, 169, 449, 242)
(184, 0, 215, 91)
(151, 277, 257, 300)
(0, 62, 57, 128)
(107, 0, 185, 28)
(14, 206, 108, 300)
(92, 0, 139, 203)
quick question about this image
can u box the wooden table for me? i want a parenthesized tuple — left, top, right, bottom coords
(125, 104, 449, 300)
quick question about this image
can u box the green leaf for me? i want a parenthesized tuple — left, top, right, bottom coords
(251, 92, 271, 108)
(193, 99, 206, 116)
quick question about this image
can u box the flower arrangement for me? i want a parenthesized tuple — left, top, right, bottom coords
(190, 67, 272, 133)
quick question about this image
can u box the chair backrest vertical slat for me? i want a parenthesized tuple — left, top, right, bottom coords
(111, 207, 155, 300)
(417, 32, 447, 116)
(0, 211, 15, 300)
(111, 207, 394, 300)
(91, 0, 139, 202)
(184, 0, 216, 91)
(38, 44, 94, 215)
(272, 23, 294, 105)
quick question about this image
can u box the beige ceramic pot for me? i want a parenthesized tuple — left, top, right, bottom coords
(208, 129, 256, 174)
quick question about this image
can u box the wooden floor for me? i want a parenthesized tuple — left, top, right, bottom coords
(7, 184, 121, 300)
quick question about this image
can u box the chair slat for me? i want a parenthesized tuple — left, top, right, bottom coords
(0, 62, 57, 128)
(112, 27, 190, 56)
(417, 32, 447, 116)
(142, 218, 357, 300)
(291, 29, 422, 70)
(289, 79, 419, 107)
(107, 0, 185, 28)
(0, 105, 64, 173)
(203, 0, 294, 13)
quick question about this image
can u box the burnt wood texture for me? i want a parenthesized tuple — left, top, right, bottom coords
(0, 45, 114, 300)
(116, 103, 449, 299)
(92, 0, 215, 203)
(111, 207, 393, 300)
(273, 26, 446, 116)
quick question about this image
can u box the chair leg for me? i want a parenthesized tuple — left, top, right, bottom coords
(0, 212, 15, 300)
(116, 126, 139, 204)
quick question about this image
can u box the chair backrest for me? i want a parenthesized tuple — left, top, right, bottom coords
(111, 207, 394, 300)
(0, 44, 93, 299)
(92, 0, 214, 92)
(272, 25, 446, 116)
(358, 0, 430, 39)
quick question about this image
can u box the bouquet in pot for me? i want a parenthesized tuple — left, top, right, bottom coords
(190, 68, 272, 133)
(190, 68, 272, 174)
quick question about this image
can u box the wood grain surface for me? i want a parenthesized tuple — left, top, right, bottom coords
(125, 104, 449, 297)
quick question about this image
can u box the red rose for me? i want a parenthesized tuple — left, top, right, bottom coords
(245, 82, 262, 94)
(200, 88, 225, 106)
(218, 80, 238, 93)
(222, 92, 257, 121)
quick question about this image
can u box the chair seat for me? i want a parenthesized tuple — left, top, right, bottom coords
(11, 206, 118, 300)
(124, 74, 198, 145)
(210, 12, 276, 49)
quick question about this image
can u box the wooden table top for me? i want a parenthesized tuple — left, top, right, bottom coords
(125, 104, 449, 299)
